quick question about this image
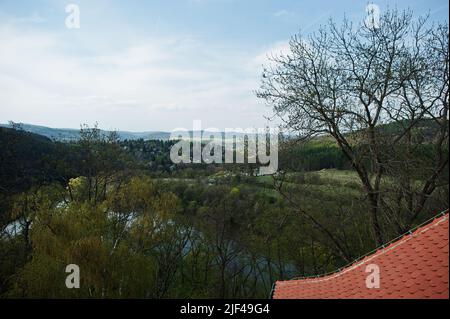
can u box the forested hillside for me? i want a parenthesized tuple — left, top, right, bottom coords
(0, 123, 447, 298)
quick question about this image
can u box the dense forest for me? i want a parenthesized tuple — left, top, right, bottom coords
(0, 121, 447, 298)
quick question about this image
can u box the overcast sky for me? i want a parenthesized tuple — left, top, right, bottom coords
(0, 0, 448, 131)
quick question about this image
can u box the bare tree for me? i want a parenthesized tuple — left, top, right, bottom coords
(257, 9, 449, 246)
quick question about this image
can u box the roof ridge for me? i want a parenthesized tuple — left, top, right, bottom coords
(282, 209, 449, 283)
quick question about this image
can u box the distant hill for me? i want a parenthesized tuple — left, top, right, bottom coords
(0, 127, 65, 198)
(0, 122, 261, 142)
(0, 123, 171, 141)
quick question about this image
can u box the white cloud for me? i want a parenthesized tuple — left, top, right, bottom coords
(252, 41, 291, 67)
(11, 12, 46, 24)
(274, 10, 293, 18)
(0, 22, 279, 131)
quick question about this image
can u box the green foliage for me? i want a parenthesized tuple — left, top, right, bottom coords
(0, 125, 447, 298)
(279, 139, 351, 172)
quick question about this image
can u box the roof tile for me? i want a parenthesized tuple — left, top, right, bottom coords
(273, 212, 449, 299)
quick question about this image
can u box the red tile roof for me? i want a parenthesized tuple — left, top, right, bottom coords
(273, 211, 449, 299)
